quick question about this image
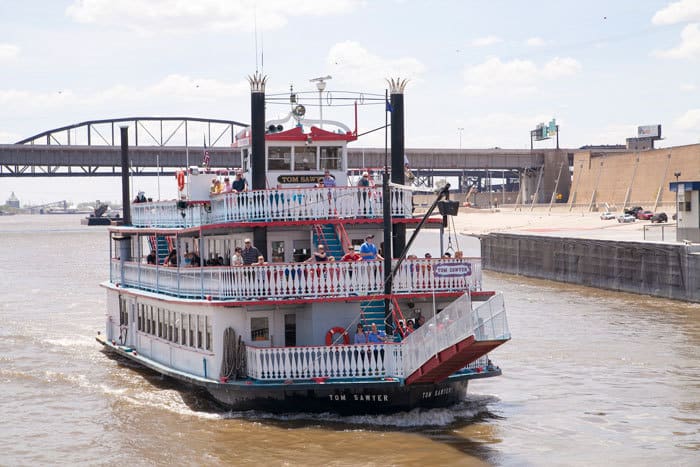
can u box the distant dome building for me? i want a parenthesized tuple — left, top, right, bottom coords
(6, 192, 20, 208)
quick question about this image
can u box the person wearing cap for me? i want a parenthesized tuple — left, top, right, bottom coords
(357, 172, 371, 216)
(360, 234, 383, 261)
(241, 238, 261, 265)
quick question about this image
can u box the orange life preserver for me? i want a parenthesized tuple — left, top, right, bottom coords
(325, 326, 350, 345)
(176, 170, 186, 191)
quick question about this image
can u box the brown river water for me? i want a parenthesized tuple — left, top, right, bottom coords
(1, 215, 698, 466)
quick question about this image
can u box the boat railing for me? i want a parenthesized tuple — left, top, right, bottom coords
(245, 342, 491, 381)
(400, 292, 510, 378)
(111, 258, 483, 300)
(246, 343, 403, 380)
(131, 185, 414, 228)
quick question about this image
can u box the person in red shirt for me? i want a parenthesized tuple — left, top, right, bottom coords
(341, 245, 362, 262)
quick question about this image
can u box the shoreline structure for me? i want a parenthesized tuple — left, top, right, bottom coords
(451, 207, 700, 303)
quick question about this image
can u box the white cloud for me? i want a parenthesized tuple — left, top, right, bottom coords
(0, 43, 19, 62)
(652, 0, 700, 25)
(0, 74, 248, 115)
(462, 56, 581, 96)
(327, 41, 425, 88)
(526, 37, 546, 47)
(66, 0, 362, 34)
(653, 23, 700, 59)
(680, 83, 697, 91)
(675, 108, 700, 130)
(469, 35, 503, 47)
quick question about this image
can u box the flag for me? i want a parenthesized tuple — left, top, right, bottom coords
(385, 99, 393, 112)
(202, 146, 210, 167)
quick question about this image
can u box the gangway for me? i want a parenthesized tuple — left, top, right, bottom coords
(402, 292, 510, 385)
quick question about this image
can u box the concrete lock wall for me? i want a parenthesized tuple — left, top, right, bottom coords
(569, 144, 700, 210)
(481, 233, 700, 303)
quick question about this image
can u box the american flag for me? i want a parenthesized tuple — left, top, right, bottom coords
(202, 147, 210, 167)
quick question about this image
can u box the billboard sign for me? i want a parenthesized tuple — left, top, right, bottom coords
(637, 125, 661, 138)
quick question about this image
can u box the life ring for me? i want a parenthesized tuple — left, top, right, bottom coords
(176, 170, 186, 191)
(325, 326, 349, 345)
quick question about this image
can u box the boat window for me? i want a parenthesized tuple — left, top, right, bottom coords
(271, 241, 285, 263)
(242, 148, 250, 172)
(181, 313, 187, 345)
(167, 311, 173, 342)
(251, 317, 269, 341)
(320, 146, 341, 170)
(188, 315, 195, 347)
(268, 146, 292, 170)
(293, 239, 311, 262)
(294, 146, 316, 171)
(157, 308, 163, 338)
(284, 314, 296, 347)
(206, 316, 212, 351)
(173, 312, 180, 344)
(197, 315, 205, 349)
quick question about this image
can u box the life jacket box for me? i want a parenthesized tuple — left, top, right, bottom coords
(189, 172, 213, 201)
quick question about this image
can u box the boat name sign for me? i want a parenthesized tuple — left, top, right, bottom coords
(434, 262, 472, 278)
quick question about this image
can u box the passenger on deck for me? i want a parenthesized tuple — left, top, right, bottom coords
(222, 177, 232, 193)
(242, 239, 261, 265)
(360, 235, 383, 261)
(146, 251, 156, 264)
(306, 245, 328, 263)
(454, 250, 464, 259)
(414, 314, 425, 329)
(323, 170, 336, 187)
(367, 323, 387, 343)
(134, 191, 147, 203)
(232, 171, 248, 192)
(210, 178, 222, 195)
(166, 249, 178, 267)
(405, 320, 415, 335)
(231, 247, 243, 266)
(353, 323, 368, 344)
(253, 255, 267, 266)
(341, 245, 362, 262)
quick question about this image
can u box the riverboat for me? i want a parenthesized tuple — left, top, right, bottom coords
(97, 74, 510, 414)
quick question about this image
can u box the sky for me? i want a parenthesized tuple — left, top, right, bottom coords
(1, 0, 699, 205)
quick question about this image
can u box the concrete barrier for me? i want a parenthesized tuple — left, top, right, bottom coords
(481, 233, 700, 302)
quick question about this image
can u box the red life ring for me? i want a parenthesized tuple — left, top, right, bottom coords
(176, 170, 186, 191)
(325, 326, 349, 345)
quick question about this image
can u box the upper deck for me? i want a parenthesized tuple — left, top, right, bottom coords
(131, 184, 414, 229)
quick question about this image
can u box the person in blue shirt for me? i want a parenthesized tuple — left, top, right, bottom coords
(359, 235, 383, 261)
(353, 323, 368, 344)
(367, 323, 387, 343)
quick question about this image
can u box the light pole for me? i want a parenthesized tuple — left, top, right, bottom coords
(674, 171, 681, 226)
(310, 75, 332, 129)
(458, 127, 464, 150)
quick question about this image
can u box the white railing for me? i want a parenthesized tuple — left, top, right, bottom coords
(246, 343, 403, 380)
(401, 292, 509, 378)
(131, 185, 413, 228)
(244, 333, 498, 382)
(113, 258, 483, 300)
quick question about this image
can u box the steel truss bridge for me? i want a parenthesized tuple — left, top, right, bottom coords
(0, 117, 569, 194)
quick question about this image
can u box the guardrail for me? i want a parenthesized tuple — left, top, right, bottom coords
(131, 185, 414, 228)
(112, 258, 483, 300)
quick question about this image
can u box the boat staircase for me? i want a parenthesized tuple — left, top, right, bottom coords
(312, 224, 344, 259)
(148, 235, 172, 264)
(402, 292, 510, 385)
(360, 299, 387, 332)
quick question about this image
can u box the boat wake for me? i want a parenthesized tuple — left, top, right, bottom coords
(218, 394, 500, 427)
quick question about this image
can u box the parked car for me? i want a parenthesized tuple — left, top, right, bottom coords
(651, 212, 668, 223)
(600, 212, 616, 220)
(636, 210, 654, 220)
(617, 214, 636, 223)
(624, 206, 643, 216)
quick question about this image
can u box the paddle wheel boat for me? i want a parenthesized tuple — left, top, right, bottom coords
(97, 74, 510, 414)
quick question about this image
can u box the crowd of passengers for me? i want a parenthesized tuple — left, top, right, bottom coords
(149, 234, 464, 268)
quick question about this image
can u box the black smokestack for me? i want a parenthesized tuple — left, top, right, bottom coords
(120, 125, 131, 226)
(248, 73, 268, 259)
(390, 80, 407, 257)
